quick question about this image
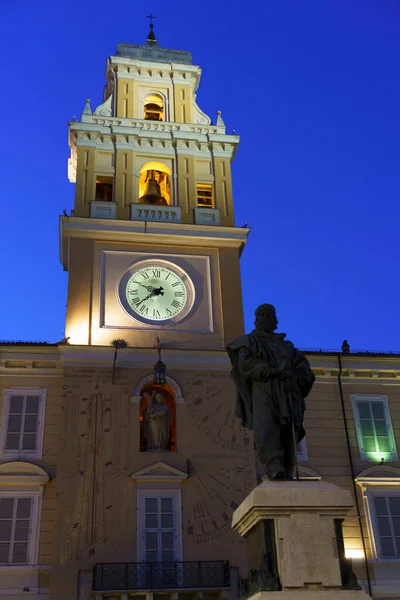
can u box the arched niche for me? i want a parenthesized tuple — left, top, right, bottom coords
(139, 161, 171, 205)
(132, 373, 183, 403)
(132, 374, 183, 454)
(144, 93, 164, 121)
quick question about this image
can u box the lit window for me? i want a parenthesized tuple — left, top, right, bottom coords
(144, 94, 164, 121)
(197, 184, 214, 208)
(0, 497, 32, 565)
(139, 162, 171, 205)
(95, 176, 113, 202)
(352, 395, 398, 462)
(372, 495, 400, 558)
(0, 389, 46, 461)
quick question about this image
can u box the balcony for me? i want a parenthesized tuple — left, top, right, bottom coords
(131, 203, 182, 223)
(93, 561, 230, 592)
(90, 201, 117, 219)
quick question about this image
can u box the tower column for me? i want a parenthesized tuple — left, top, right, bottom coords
(115, 148, 135, 219)
(213, 157, 234, 227)
(74, 145, 96, 218)
(176, 152, 196, 223)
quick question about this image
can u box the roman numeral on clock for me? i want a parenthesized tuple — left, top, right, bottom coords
(152, 269, 160, 278)
(141, 271, 149, 279)
(171, 281, 180, 287)
(171, 299, 181, 309)
(166, 308, 172, 316)
(131, 297, 141, 306)
(175, 291, 183, 297)
(153, 309, 160, 318)
(139, 305, 148, 315)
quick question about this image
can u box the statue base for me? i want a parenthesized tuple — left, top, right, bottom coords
(232, 480, 371, 600)
(244, 593, 371, 600)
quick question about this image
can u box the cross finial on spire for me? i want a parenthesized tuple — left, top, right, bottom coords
(146, 13, 157, 42)
(146, 13, 156, 26)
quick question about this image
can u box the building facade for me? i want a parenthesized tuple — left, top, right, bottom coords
(0, 29, 399, 600)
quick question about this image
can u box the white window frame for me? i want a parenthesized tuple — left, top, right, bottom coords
(0, 388, 47, 461)
(368, 491, 400, 560)
(351, 394, 398, 462)
(137, 489, 183, 563)
(0, 490, 42, 567)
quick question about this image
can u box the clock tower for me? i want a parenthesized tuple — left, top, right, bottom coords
(52, 27, 256, 600)
(62, 25, 249, 351)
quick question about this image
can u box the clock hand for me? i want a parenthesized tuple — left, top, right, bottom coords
(136, 291, 155, 306)
(152, 286, 164, 296)
(132, 279, 154, 292)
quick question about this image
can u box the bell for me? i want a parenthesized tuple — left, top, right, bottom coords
(139, 178, 167, 205)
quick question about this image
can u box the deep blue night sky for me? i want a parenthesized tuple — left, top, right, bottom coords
(1, 0, 399, 351)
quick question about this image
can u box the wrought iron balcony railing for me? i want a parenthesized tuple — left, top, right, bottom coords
(93, 561, 231, 592)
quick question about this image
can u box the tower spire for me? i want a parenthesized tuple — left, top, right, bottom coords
(146, 13, 158, 44)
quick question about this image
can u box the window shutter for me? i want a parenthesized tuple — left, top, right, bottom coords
(145, 498, 159, 562)
(160, 497, 175, 562)
(5, 397, 24, 451)
(22, 396, 39, 452)
(0, 498, 14, 563)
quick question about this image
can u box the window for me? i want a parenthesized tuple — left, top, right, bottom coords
(0, 463, 49, 568)
(351, 395, 397, 462)
(1, 389, 46, 460)
(372, 494, 400, 559)
(356, 467, 400, 561)
(144, 94, 164, 121)
(145, 497, 175, 562)
(139, 162, 171, 206)
(0, 497, 32, 564)
(95, 176, 113, 202)
(197, 184, 214, 208)
(136, 487, 183, 563)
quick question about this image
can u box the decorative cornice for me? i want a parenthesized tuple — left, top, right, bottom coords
(59, 216, 250, 270)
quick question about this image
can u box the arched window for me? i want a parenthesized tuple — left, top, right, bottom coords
(139, 161, 171, 205)
(144, 94, 164, 121)
(140, 383, 176, 452)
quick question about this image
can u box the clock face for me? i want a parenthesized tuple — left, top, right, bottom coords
(184, 373, 256, 544)
(119, 261, 194, 324)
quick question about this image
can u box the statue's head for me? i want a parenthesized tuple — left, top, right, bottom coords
(154, 391, 165, 404)
(254, 304, 278, 333)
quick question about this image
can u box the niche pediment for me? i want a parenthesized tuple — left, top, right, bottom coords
(130, 461, 188, 483)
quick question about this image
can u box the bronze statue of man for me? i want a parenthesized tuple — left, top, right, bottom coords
(227, 304, 315, 480)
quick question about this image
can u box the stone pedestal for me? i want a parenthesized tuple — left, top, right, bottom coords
(232, 480, 371, 600)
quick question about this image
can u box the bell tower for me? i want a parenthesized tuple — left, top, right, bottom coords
(62, 26, 249, 349)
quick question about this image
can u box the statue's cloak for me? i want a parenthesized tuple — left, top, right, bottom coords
(227, 330, 315, 440)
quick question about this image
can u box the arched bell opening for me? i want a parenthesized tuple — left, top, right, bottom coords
(139, 382, 176, 453)
(139, 161, 171, 205)
(144, 94, 164, 121)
